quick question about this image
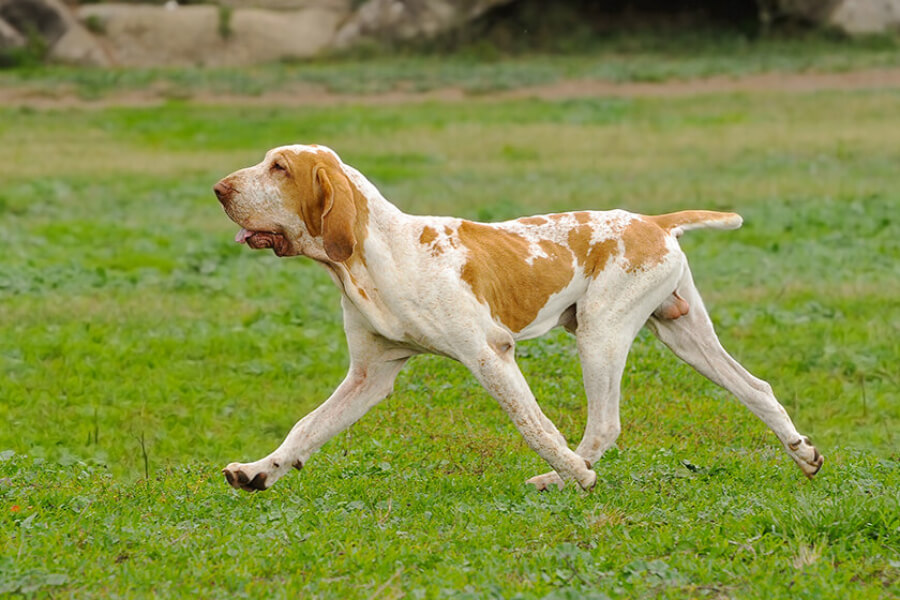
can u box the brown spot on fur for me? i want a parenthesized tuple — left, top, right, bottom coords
(573, 211, 591, 224)
(567, 225, 618, 278)
(419, 225, 446, 256)
(622, 218, 669, 273)
(457, 222, 574, 332)
(357, 287, 369, 300)
(518, 216, 548, 226)
(419, 226, 438, 245)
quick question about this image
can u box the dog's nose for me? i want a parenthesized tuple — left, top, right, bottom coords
(213, 180, 233, 205)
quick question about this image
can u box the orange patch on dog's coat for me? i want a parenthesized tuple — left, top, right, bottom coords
(622, 218, 669, 273)
(457, 222, 574, 332)
(567, 225, 618, 278)
(419, 225, 445, 256)
(419, 226, 438, 245)
(517, 216, 548, 226)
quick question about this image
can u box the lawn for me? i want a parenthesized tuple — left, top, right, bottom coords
(0, 71, 898, 597)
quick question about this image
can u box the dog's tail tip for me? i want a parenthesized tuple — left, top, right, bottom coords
(648, 210, 743, 237)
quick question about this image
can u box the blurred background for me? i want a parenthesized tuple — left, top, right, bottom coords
(2, 0, 900, 69)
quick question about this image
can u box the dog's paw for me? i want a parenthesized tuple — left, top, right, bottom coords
(223, 462, 270, 492)
(526, 472, 564, 492)
(526, 467, 596, 492)
(785, 436, 824, 479)
(223, 458, 297, 492)
(580, 467, 598, 491)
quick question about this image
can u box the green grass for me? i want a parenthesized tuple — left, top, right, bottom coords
(1, 84, 899, 597)
(2, 32, 899, 99)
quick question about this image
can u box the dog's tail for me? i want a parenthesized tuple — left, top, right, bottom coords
(646, 210, 742, 237)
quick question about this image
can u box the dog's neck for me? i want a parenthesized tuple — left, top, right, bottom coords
(343, 162, 407, 238)
(314, 165, 410, 314)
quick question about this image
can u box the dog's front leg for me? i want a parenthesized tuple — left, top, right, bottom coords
(466, 342, 597, 491)
(223, 356, 407, 492)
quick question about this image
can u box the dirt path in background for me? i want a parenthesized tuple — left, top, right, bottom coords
(3, 67, 900, 109)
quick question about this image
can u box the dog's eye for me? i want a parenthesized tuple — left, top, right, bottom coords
(271, 161, 286, 172)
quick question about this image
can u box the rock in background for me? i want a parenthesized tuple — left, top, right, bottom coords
(775, 0, 900, 33)
(0, 0, 898, 68)
(77, 2, 350, 67)
(0, 0, 111, 64)
(0, 16, 26, 51)
(333, 0, 514, 48)
(827, 0, 900, 34)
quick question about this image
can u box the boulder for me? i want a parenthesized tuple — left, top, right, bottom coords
(773, 0, 843, 23)
(51, 21, 113, 66)
(232, 8, 347, 62)
(775, 0, 900, 33)
(827, 0, 900, 33)
(333, 0, 515, 48)
(0, 17, 24, 51)
(0, 0, 110, 65)
(0, 0, 69, 45)
(217, 0, 350, 10)
(77, 3, 348, 67)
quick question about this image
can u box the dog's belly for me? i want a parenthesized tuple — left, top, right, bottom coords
(513, 275, 589, 341)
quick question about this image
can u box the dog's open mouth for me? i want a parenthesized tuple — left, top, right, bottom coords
(235, 228, 293, 256)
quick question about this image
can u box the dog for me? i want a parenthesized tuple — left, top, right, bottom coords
(213, 144, 823, 492)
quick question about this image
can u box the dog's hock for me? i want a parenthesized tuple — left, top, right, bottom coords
(488, 330, 515, 359)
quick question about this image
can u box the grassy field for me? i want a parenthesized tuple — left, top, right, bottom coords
(1, 67, 899, 597)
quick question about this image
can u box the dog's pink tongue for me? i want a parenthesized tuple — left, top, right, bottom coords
(235, 228, 253, 244)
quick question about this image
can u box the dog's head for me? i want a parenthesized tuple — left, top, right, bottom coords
(214, 144, 362, 262)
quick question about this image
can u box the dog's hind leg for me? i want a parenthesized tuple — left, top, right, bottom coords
(645, 267, 823, 478)
(527, 267, 677, 491)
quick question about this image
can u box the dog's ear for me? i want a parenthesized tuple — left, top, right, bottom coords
(314, 163, 357, 262)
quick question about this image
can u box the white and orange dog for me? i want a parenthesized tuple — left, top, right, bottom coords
(214, 144, 823, 492)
